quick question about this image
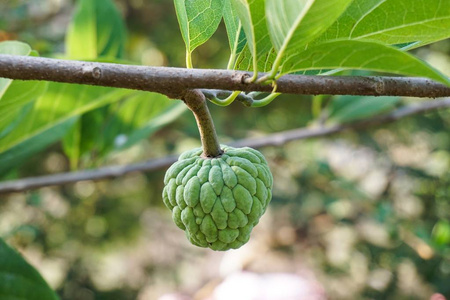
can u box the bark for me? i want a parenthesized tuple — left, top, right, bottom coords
(0, 55, 449, 98)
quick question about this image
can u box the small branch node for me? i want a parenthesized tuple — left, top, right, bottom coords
(373, 77, 385, 95)
(92, 67, 102, 79)
(241, 73, 252, 84)
(82, 65, 102, 79)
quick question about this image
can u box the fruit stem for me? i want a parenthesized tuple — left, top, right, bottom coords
(183, 89, 223, 158)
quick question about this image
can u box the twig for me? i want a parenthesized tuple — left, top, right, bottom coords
(0, 98, 448, 195)
(0, 55, 449, 99)
(0, 156, 178, 195)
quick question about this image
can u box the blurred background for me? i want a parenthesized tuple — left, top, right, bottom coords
(0, 0, 449, 299)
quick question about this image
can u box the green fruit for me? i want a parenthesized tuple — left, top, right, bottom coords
(163, 145, 273, 250)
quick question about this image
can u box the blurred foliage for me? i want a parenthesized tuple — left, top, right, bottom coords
(0, 1, 449, 300)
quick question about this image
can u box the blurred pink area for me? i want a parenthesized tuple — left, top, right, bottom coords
(430, 294, 447, 300)
(212, 272, 326, 300)
(158, 271, 326, 300)
(158, 294, 192, 300)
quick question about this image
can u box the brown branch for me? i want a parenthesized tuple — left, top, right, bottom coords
(0, 98, 448, 195)
(0, 55, 449, 99)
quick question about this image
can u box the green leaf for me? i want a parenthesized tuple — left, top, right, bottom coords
(62, 118, 82, 170)
(234, 45, 253, 70)
(280, 39, 450, 84)
(66, 0, 126, 59)
(328, 96, 400, 124)
(63, 106, 110, 169)
(91, 92, 187, 156)
(0, 41, 49, 152)
(265, 0, 353, 76)
(0, 118, 77, 175)
(0, 83, 133, 169)
(318, 0, 450, 48)
(174, 0, 223, 66)
(230, 0, 273, 74)
(0, 103, 33, 140)
(0, 80, 48, 135)
(56, 84, 134, 169)
(0, 238, 59, 300)
(108, 96, 187, 152)
(223, 0, 247, 68)
(0, 41, 32, 100)
(234, 45, 278, 72)
(0, 40, 31, 55)
(61, 92, 185, 167)
(64, 0, 127, 167)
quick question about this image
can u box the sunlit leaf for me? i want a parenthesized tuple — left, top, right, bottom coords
(223, 0, 247, 68)
(0, 81, 48, 138)
(0, 83, 133, 172)
(0, 41, 32, 100)
(265, 0, 352, 76)
(0, 118, 77, 175)
(234, 45, 277, 72)
(0, 238, 59, 300)
(0, 41, 33, 105)
(234, 45, 252, 70)
(99, 93, 187, 154)
(66, 0, 126, 59)
(174, 0, 223, 65)
(64, 0, 127, 167)
(62, 118, 82, 170)
(113, 102, 186, 151)
(0, 40, 31, 56)
(0, 41, 49, 152)
(281, 39, 449, 84)
(71, 92, 185, 160)
(230, 0, 272, 74)
(317, 0, 450, 48)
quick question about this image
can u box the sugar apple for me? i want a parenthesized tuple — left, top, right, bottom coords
(162, 145, 273, 251)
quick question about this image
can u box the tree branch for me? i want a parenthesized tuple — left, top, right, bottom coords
(0, 55, 449, 99)
(0, 98, 448, 194)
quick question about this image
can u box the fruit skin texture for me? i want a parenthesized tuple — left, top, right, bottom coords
(162, 145, 273, 251)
